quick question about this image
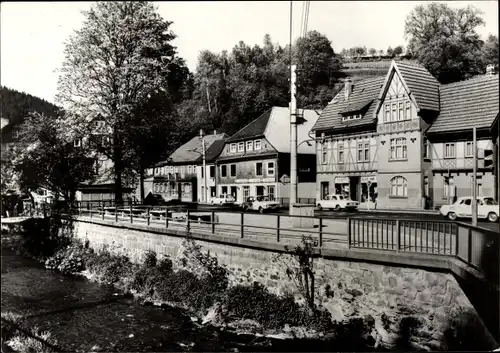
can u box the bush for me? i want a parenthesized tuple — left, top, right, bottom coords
(85, 250, 132, 285)
(44, 241, 92, 274)
(143, 250, 157, 268)
(222, 282, 333, 331)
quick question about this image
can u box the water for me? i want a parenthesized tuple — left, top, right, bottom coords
(2, 245, 374, 352)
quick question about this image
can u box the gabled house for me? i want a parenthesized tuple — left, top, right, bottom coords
(313, 59, 499, 210)
(149, 132, 228, 203)
(491, 114, 499, 201)
(215, 106, 319, 204)
(426, 75, 499, 206)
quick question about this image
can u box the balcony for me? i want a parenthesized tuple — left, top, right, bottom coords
(377, 119, 420, 134)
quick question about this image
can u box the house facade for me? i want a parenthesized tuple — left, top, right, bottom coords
(491, 115, 499, 201)
(313, 60, 498, 210)
(216, 107, 319, 204)
(149, 132, 228, 203)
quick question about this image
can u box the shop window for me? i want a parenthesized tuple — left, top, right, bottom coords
(390, 137, 407, 160)
(390, 176, 408, 197)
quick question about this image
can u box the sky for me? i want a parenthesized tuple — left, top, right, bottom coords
(1, 1, 498, 104)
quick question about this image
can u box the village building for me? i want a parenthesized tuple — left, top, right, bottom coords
(148, 132, 228, 203)
(313, 60, 498, 210)
(215, 106, 319, 205)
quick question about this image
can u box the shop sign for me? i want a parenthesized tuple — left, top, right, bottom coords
(361, 176, 377, 183)
(334, 177, 350, 184)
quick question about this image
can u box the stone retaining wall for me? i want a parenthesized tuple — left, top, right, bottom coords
(71, 218, 497, 350)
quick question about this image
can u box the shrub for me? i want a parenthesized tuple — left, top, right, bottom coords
(157, 256, 173, 273)
(44, 241, 92, 274)
(143, 250, 157, 268)
(222, 282, 333, 331)
(85, 250, 132, 285)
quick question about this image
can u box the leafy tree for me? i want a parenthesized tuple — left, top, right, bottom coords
(482, 34, 499, 72)
(56, 1, 186, 204)
(393, 45, 404, 56)
(368, 48, 377, 56)
(13, 112, 95, 205)
(404, 2, 486, 83)
(386, 46, 394, 57)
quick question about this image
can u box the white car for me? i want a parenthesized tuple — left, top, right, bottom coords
(211, 194, 236, 205)
(316, 194, 359, 211)
(242, 196, 280, 213)
(439, 196, 499, 222)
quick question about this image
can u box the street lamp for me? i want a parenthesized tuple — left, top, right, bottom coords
(187, 129, 206, 203)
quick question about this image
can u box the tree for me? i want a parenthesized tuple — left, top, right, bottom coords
(393, 45, 404, 56)
(405, 2, 486, 83)
(368, 48, 377, 56)
(386, 46, 394, 57)
(482, 34, 499, 72)
(13, 112, 95, 206)
(56, 1, 184, 204)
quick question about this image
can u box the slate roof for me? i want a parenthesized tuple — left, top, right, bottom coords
(312, 77, 384, 132)
(396, 62, 440, 112)
(159, 132, 228, 166)
(226, 109, 272, 142)
(427, 75, 499, 134)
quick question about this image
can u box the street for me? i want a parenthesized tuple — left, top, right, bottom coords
(197, 205, 500, 232)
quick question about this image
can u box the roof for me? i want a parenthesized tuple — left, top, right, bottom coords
(264, 106, 320, 154)
(226, 109, 272, 142)
(427, 75, 499, 134)
(161, 132, 228, 165)
(395, 61, 440, 111)
(312, 77, 384, 132)
(204, 139, 226, 162)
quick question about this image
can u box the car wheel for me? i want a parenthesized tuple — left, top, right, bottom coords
(447, 212, 457, 221)
(487, 212, 499, 223)
(317, 204, 322, 211)
(335, 205, 340, 211)
(259, 207, 264, 214)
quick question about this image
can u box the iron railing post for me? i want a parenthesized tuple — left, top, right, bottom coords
(186, 209, 191, 233)
(102, 202, 105, 220)
(130, 205, 133, 224)
(276, 215, 280, 242)
(240, 212, 244, 238)
(211, 211, 215, 234)
(147, 207, 150, 226)
(467, 227, 472, 263)
(348, 218, 351, 248)
(395, 220, 400, 252)
(318, 217, 323, 247)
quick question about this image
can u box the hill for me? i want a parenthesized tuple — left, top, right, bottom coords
(0, 86, 60, 129)
(341, 57, 418, 83)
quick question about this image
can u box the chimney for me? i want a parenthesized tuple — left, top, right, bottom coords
(213, 130, 217, 135)
(486, 64, 495, 75)
(344, 78, 352, 100)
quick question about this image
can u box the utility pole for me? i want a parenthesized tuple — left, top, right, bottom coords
(447, 168, 451, 205)
(472, 127, 478, 226)
(200, 129, 207, 203)
(290, 64, 298, 213)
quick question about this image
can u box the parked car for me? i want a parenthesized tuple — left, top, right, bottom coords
(242, 196, 280, 213)
(211, 194, 236, 205)
(316, 194, 359, 211)
(439, 196, 499, 222)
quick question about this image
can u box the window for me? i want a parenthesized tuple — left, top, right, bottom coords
(357, 143, 363, 162)
(74, 139, 81, 147)
(237, 142, 244, 152)
(267, 162, 275, 176)
(254, 140, 261, 150)
(187, 165, 192, 174)
(423, 138, 430, 159)
(94, 159, 100, 175)
(364, 142, 370, 161)
(221, 165, 227, 177)
(256, 162, 263, 176)
(357, 141, 370, 162)
(390, 176, 408, 197)
(209, 165, 215, 178)
(230, 143, 236, 153)
(444, 143, 456, 158)
(230, 164, 236, 177)
(384, 104, 390, 122)
(405, 101, 411, 119)
(243, 186, 250, 198)
(267, 185, 275, 200)
(221, 186, 228, 195)
(390, 138, 407, 160)
(200, 166, 204, 178)
(391, 103, 397, 122)
(465, 142, 473, 157)
(246, 141, 253, 151)
(338, 144, 344, 164)
(321, 144, 327, 164)
(398, 102, 404, 121)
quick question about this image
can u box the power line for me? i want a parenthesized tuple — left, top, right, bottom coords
(303, 1, 310, 37)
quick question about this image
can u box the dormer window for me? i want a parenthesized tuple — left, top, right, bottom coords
(342, 113, 362, 122)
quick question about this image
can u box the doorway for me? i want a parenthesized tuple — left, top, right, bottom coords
(230, 186, 238, 202)
(320, 182, 329, 199)
(349, 176, 360, 201)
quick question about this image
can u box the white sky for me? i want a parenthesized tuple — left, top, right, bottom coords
(1, 1, 498, 104)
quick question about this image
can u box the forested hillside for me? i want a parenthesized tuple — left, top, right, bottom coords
(1, 86, 60, 128)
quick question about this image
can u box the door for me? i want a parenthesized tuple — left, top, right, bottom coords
(231, 186, 238, 202)
(349, 176, 359, 201)
(321, 182, 329, 200)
